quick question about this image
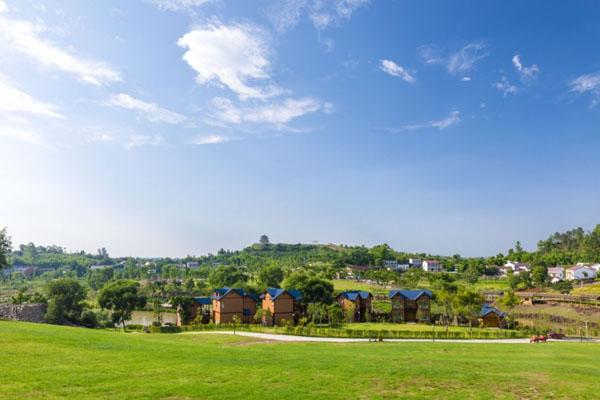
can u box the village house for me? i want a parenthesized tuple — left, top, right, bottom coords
(548, 267, 565, 283)
(389, 289, 432, 323)
(566, 265, 597, 281)
(422, 260, 442, 272)
(479, 305, 506, 328)
(212, 287, 258, 324)
(409, 258, 422, 268)
(591, 264, 600, 273)
(261, 288, 302, 326)
(336, 291, 373, 322)
(503, 261, 531, 275)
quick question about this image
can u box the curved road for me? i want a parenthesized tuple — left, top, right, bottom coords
(181, 331, 598, 344)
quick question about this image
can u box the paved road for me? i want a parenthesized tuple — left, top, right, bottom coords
(181, 331, 587, 344)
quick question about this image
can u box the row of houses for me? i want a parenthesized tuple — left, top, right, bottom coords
(548, 263, 600, 283)
(182, 287, 439, 326)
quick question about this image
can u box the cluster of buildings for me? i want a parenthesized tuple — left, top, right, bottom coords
(182, 286, 506, 328)
(346, 258, 444, 278)
(497, 261, 600, 283)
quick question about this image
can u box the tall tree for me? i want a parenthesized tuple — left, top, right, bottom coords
(44, 278, 87, 324)
(0, 227, 11, 272)
(98, 280, 146, 331)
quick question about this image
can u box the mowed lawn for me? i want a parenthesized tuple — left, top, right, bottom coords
(1, 322, 600, 399)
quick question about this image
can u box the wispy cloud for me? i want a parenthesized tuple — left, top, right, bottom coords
(150, 0, 212, 12)
(265, 0, 368, 33)
(494, 76, 518, 97)
(0, 0, 7, 13)
(419, 42, 488, 76)
(512, 54, 539, 83)
(380, 59, 416, 84)
(108, 93, 186, 125)
(0, 12, 121, 86)
(0, 76, 63, 119)
(178, 23, 283, 100)
(125, 134, 165, 149)
(191, 134, 230, 145)
(209, 96, 324, 129)
(392, 110, 461, 132)
(569, 72, 600, 106)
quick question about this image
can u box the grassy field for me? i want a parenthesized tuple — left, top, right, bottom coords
(572, 282, 600, 296)
(513, 302, 600, 337)
(2, 321, 600, 399)
(343, 322, 518, 334)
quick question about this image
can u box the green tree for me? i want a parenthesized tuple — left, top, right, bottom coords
(326, 303, 344, 327)
(208, 265, 248, 288)
(0, 227, 11, 272)
(499, 289, 521, 329)
(171, 296, 194, 325)
(531, 265, 549, 287)
(98, 280, 146, 331)
(454, 287, 484, 334)
(44, 278, 87, 324)
(258, 265, 284, 288)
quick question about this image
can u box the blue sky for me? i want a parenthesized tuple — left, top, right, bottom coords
(1, 0, 600, 257)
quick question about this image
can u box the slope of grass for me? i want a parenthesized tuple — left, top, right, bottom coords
(1, 321, 600, 399)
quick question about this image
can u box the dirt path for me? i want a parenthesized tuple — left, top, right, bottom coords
(180, 331, 589, 344)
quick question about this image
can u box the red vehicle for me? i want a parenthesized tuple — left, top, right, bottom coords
(530, 335, 547, 343)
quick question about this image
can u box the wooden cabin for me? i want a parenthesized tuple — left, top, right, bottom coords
(479, 305, 506, 328)
(336, 291, 373, 322)
(261, 288, 302, 326)
(389, 289, 432, 323)
(188, 296, 212, 324)
(212, 288, 258, 324)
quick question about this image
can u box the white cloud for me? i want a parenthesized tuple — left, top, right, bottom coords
(0, 0, 7, 14)
(495, 76, 518, 97)
(461, 76, 471, 82)
(0, 76, 63, 119)
(310, 0, 369, 30)
(265, 0, 368, 32)
(0, 15, 121, 86)
(210, 96, 323, 128)
(419, 42, 488, 75)
(512, 54, 539, 82)
(125, 134, 165, 149)
(570, 72, 600, 106)
(178, 23, 283, 100)
(108, 93, 186, 125)
(394, 111, 461, 132)
(380, 59, 416, 84)
(0, 124, 50, 148)
(191, 134, 230, 145)
(151, 0, 211, 11)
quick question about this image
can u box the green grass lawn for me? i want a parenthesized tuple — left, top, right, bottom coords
(2, 321, 600, 399)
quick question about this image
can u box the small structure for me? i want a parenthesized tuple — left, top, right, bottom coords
(212, 287, 258, 324)
(503, 261, 531, 275)
(389, 289, 432, 323)
(422, 260, 442, 272)
(188, 296, 212, 324)
(479, 305, 506, 328)
(261, 288, 302, 326)
(566, 265, 597, 281)
(336, 291, 373, 322)
(408, 258, 422, 268)
(548, 267, 565, 283)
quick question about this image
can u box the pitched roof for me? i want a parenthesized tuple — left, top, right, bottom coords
(212, 287, 258, 302)
(193, 296, 212, 305)
(388, 289, 433, 300)
(480, 305, 506, 317)
(265, 287, 302, 301)
(337, 290, 372, 301)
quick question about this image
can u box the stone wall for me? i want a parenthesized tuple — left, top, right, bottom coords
(0, 303, 47, 323)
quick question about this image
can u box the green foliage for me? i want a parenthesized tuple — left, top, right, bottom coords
(171, 296, 194, 325)
(552, 280, 573, 294)
(98, 280, 146, 330)
(44, 278, 87, 324)
(208, 265, 248, 288)
(0, 227, 11, 271)
(258, 265, 284, 288)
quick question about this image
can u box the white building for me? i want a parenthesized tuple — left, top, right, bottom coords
(409, 258, 422, 268)
(566, 265, 597, 281)
(422, 259, 442, 272)
(547, 267, 564, 283)
(503, 261, 531, 275)
(186, 261, 199, 269)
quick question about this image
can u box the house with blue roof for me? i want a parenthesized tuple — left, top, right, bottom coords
(261, 288, 302, 326)
(212, 287, 258, 324)
(389, 289, 432, 323)
(479, 305, 506, 328)
(336, 291, 373, 322)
